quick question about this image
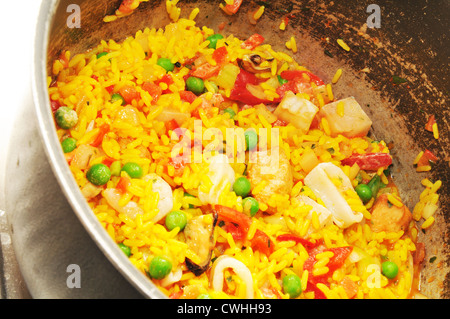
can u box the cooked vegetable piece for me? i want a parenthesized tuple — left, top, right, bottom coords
(244, 129, 258, 150)
(381, 261, 399, 279)
(206, 34, 224, 49)
(165, 210, 187, 231)
(86, 163, 111, 186)
(342, 153, 392, 171)
(148, 256, 172, 279)
(355, 184, 373, 203)
(157, 57, 175, 72)
(283, 274, 302, 298)
(121, 162, 143, 179)
(118, 242, 131, 257)
(61, 137, 77, 153)
(186, 76, 205, 94)
(55, 106, 78, 129)
(233, 176, 251, 197)
(242, 197, 259, 216)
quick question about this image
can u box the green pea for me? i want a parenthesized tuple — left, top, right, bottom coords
(244, 129, 258, 150)
(277, 75, 288, 85)
(55, 106, 78, 130)
(118, 242, 131, 257)
(61, 137, 77, 153)
(121, 162, 143, 179)
(233, 176, 251, 197)
(111, 93, 126, 106)
(96, 51, 108, 59)
(242, 197, 259, 217)
(355, 183, 373, 203)
(223, 108, 236, 119)
(86, 163, 111, 186)
(282, 274, 302, 298)
(206, 34, 224, 49)
(381, 261, 399, 279)
(186, 76, 205, 95)
(156, 57, 175, 72)
(148, 256, 172, 280)
(110, 161, 122, 177)
(165, 210, 187, 231)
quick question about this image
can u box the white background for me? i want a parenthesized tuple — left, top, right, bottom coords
(0, 0, 41, 209)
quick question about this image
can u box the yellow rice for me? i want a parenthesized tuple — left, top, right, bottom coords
(48, 8, 435, 300)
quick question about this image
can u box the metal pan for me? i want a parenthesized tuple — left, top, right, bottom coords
(24, 0, 448, 298)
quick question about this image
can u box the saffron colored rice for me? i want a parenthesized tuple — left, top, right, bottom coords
(48, 11, 434, 299)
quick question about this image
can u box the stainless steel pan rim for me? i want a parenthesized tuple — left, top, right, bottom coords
(31, 0, 164, 299)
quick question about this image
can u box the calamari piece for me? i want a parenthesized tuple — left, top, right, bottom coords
(210, 255, 254, 299)
(296, 195, 333, 236)
(304, 162, 363, 228)
(143, 173, 174, 223)
(198, 154, 235, 205)
(273, 91, 319, 133)
(318, 97, 372, 138)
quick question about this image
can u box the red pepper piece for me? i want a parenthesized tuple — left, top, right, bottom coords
(241, 33, 265, 50)
(251, 229, 274, 256)
(280, 70, 325, 86)
(341, 152, 392, 170)
(276, 234, 318, 250)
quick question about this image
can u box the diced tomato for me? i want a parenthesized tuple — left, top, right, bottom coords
(275, 81, 299, 98)
(341, 152, 392, 170)
(417, 149, 438, 167)
(179, 90, 198, 103)
(116, 176, 130, 194)
(241, 33, 265, 50)
(91, 75, 99, 81)
(212, 46, 228, 65)
(142, 81, 162, 104)
(276, 234, 318, 250)
(191, 63, 221, 79)
(224, 222, 247, 242)
(165, 119, 179, 132)
(229, 69, 273, 105)
(302, 245, 353, 299)
(156, 74, 174, 94)
(90, 124, 110, 147)
(50, 100, 61, 113)
(169, 290, 183, 299)
(425, 114, 436, 132)
(105, 85, 115, 94)
(223, 0, 243, 15)
(102, 157, 115, 167)
(215, 205, 252, 233)
(118, 0, 135, 14)
(119, 85, 140, 104)
(340, 276, 358, 299)
(327, 246, 353, 272)
(280, 70, 324, 86)
(251, 230, 274, 256)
